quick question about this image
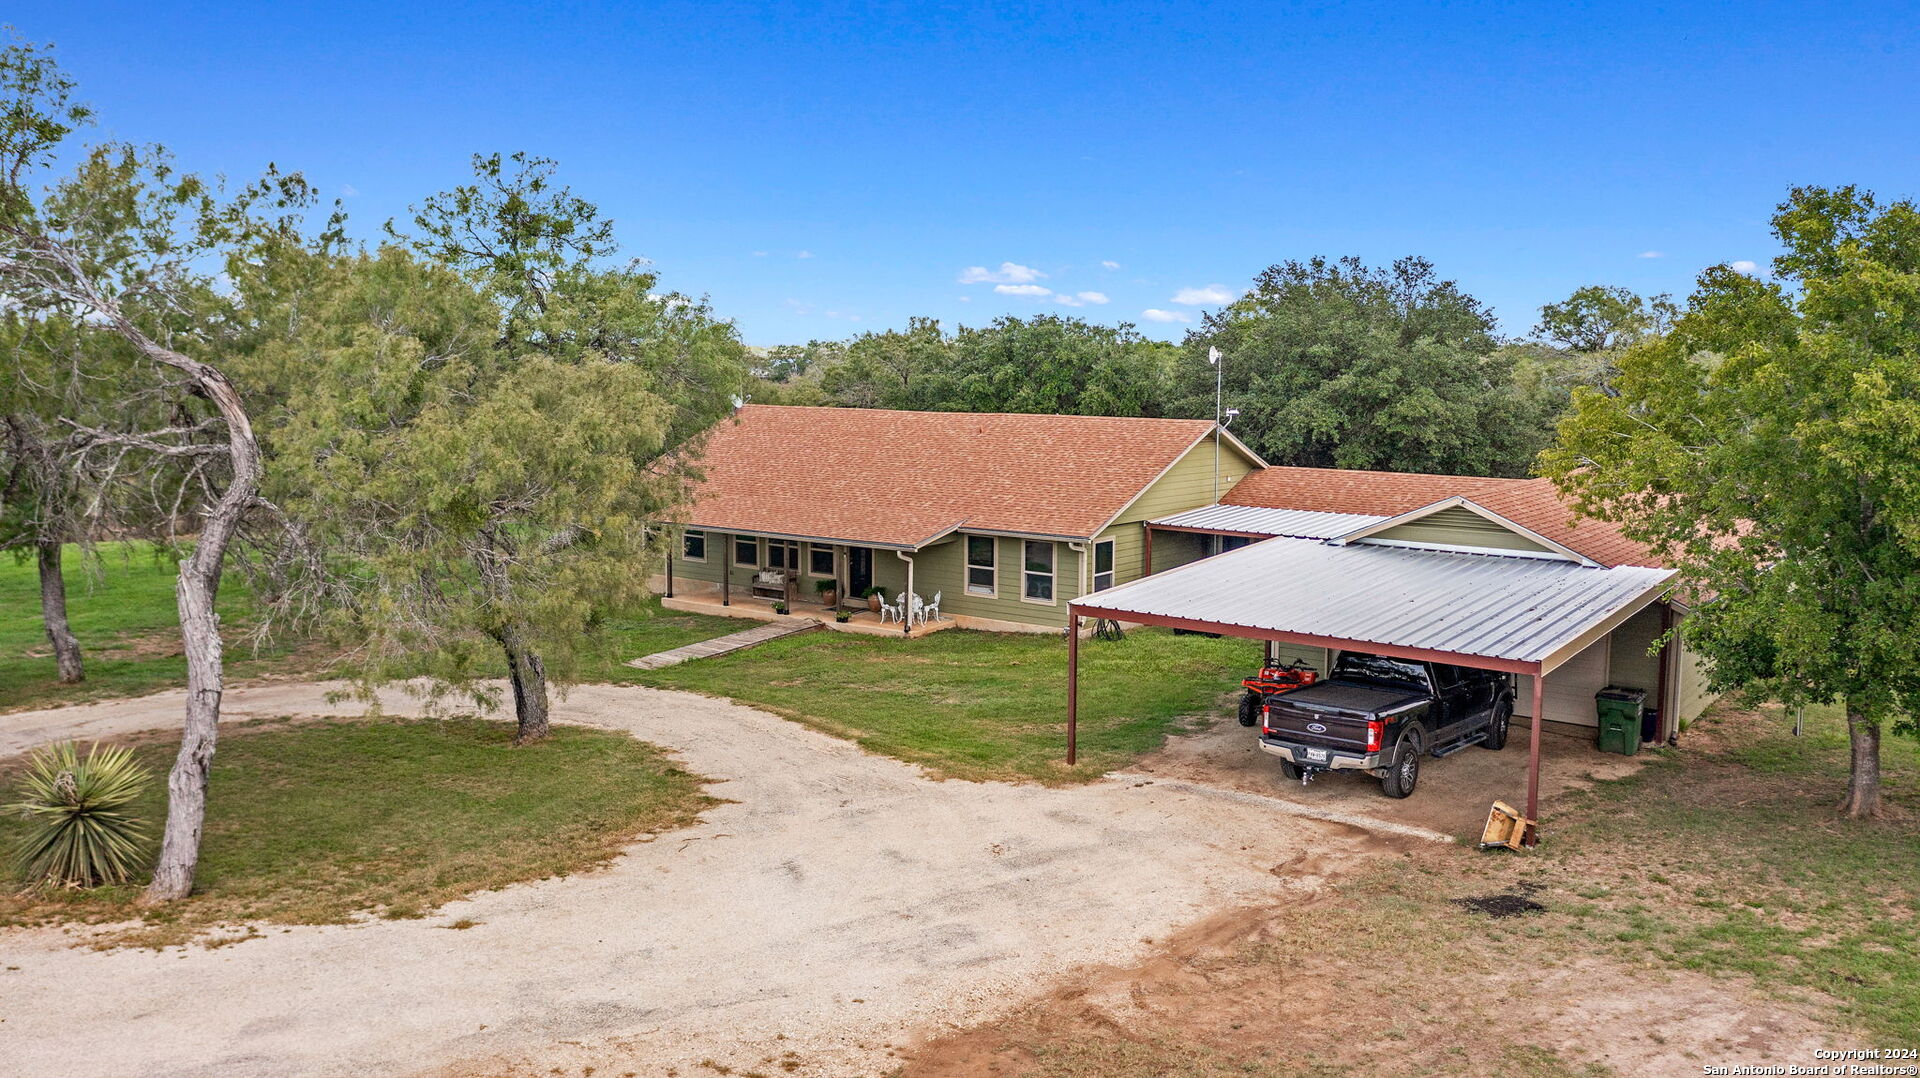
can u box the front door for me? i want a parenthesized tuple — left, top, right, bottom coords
(846, 547, 873, 598)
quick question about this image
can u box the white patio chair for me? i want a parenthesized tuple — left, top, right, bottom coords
(879, 596, 901, 624)
(925, 591, 943, 621)
(906, 592, 925, 628)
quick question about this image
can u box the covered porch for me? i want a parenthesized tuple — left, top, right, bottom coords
(660, 524, 953, 637)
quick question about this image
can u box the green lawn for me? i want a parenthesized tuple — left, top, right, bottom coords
(0, 543, 316, 712)
(0, 716, 711, 947)
(1, 541, 756, 713)
(624, 626, 1256, 782)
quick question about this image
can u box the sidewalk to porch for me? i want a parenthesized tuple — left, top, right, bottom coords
(660, 594, 957, 639)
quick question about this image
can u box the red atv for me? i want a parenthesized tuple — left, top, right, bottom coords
(1235, 660, 1319, 726)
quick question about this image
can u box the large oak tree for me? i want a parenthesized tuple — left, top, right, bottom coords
(1542, 186, 1920, 818)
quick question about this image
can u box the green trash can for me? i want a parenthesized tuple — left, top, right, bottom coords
(1595, 687, 1646, 755)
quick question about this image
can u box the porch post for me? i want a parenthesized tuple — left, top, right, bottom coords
(1655, 603, 1675, 743)
(720, 532, 731, 607)
(1067, 610, 1080, 765)
(665, 530, 675, 599)
(835, 545, 847, 612)
(1525, 665, 1545, 842)
(1143, 524, 1154, 577)
(904, 555, 914, 636)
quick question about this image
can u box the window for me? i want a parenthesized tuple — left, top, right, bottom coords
(682, 530, 707, 562)
(808, 545, 835, 577)
(767, 540, 798, 571)
(966, 536, 996, 596)
(1023, 540, 1054, 603)
(1093, 539, 1115, 592)
(733, 536, 758, 567)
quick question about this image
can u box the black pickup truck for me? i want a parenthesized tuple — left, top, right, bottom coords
(1256, 652, 1514, 798)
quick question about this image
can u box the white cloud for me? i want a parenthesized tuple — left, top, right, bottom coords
(1730, 259, 1759, 274)
(752, 250, 769, 257)
(783, 298, 814, 315)
(796, 249, 814, 259)
(1054, 290, 1110, 307)
(1637, 250, 1664, 259)
(340, 183, 360, 198)
(1172, 284, 1237, 305)
(957, 295, 972, 302)
(1101, 260, 1121, 270)
(959, 261, 1046, 284)
(995, 283, 1052, 297)
(1141, 308, 1191, 324)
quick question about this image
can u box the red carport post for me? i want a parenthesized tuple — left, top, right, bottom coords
(1066, 610, 1080, 765)
(1525, 665, 1545, 842)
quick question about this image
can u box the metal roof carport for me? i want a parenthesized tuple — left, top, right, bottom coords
(1066, 536, 1675, 839)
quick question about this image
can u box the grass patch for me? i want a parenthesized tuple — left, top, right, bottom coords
(1, 540, 755, 713)
(623, 626, 1254, 782)
(0, 542, 317, 712)
(0, 716, 710, 946)
(1534, 701, 1920, 1042)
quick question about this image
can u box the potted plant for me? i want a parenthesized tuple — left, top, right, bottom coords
(814, 578, 838, 607)
(834, 610, 852, 624)
(862, 585, 886, 613)
(771, 600, 789, 615)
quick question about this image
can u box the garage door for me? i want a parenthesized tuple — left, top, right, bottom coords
(1515, 636, 1610, 727)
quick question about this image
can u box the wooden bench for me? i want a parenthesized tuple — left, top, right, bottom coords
(750, 568, 789, 600)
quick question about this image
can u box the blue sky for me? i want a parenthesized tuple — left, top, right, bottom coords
(18, 1, 1920, 345)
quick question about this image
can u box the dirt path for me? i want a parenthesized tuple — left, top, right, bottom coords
(0, 682, 1390, 1078)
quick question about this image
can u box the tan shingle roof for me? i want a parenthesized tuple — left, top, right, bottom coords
(1222, 466, 1661, 568)
(684, 405, 1220, 548)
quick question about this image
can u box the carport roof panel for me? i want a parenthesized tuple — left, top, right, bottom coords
(1149, 504, 1387, 539)
(1073, 537, 1674, 668)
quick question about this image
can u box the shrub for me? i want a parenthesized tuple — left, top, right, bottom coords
(6, 741, 153, 888)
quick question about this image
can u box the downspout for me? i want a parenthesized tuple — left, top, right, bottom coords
(895, 549, 915, 636)
(1067, 541, 1089, 600)
(665, 527, 675, 599)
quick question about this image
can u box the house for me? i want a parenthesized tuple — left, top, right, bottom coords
(669, 407, 1714, 751)
(663, 405, 1265, 632)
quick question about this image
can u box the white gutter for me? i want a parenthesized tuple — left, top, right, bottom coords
(1067, 540, 1090, 605)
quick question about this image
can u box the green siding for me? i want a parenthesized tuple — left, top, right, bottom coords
(909, 535, 1084, 628)
(1112, 435, 1261, 526)
(1368, 505, 1554, 554)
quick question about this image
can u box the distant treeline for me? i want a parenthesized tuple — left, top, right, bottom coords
(749, 257, 1673, 479)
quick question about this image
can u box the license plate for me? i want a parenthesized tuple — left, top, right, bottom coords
(1304, 748, 1329, 763)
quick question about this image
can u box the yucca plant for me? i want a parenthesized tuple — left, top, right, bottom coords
(6, 741, 153, 888)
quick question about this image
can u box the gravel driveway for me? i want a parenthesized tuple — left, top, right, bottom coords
(0, 682, 1394, 1078)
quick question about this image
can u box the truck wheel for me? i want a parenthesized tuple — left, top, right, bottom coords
(1278, 759, 1302, 781)
(1483, 699, 1513, 751)
(1237, 693, 1261, 727)
(1380, 741, 1420, 799)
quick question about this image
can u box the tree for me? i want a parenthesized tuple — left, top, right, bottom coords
(949, 315, 1176, 416)
(260, 250, 690, 743)
(272, 154, 748, 741)
(0, 39, 315, 899)
(1, 315, 90, 683)
(1541, 185, 1920, 819)
(819, 316, 958, 410)
(1174, 256, 1544, 476)
(1532, 284, 1678, 394)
